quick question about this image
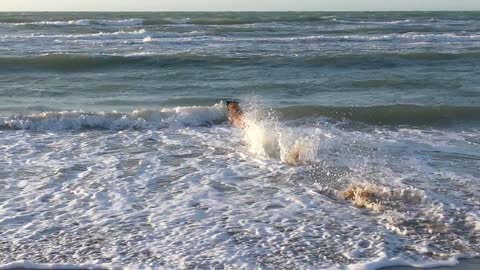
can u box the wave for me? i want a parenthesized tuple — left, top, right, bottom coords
(12, 19, 90, 26)
(143, 15, 338, 26)
(2, 29, 147, 40)
(326, 32, 480, 42)
(4, 31, 479, 45)
(2, 18, 143, 27)
(0, 103, 226, 131)
(1, 51, 480, 72)
(3, 17, 477, 28)
(9, 14, 425, 27)
(93, 18, 143, 26)
(2, 12, 480, 27)
(276, 105, 480, 125)
(146, 16, 479, 26)
(207, 32, 480, 43)
(2, 104, 476, 131)
(0, 17, 419, 27)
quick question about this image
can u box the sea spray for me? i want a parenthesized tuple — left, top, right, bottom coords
(241, 101, 319, 165)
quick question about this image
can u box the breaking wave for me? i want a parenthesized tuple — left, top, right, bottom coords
(1, 103, 478, 131)
(3, 14, 479, 27)
(3, 18, 144, 27)
(143, 15, 338, 26)
(17, 29, 147, 39)
(0, 103, 226, 131)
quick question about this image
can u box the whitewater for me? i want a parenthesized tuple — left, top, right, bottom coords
(0, 12, 479, 270)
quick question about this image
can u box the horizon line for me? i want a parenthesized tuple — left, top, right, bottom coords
(0, 10, 479, 12)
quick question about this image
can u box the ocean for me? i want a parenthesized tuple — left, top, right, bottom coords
(0, 12, 479, 269)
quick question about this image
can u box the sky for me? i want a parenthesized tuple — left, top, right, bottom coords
(1, 0, 479, 11)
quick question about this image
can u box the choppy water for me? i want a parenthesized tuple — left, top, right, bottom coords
(0, 12, 479, 269)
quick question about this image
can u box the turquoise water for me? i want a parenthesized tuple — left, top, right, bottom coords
(0, 12, 479, 269)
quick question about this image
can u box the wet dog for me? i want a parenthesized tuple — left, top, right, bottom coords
(226, 101, 245, 128)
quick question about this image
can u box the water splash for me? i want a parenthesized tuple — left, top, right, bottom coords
(240, 101, 319, 165)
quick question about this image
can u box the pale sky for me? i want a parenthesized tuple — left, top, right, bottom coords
(1, 0, 479, 11)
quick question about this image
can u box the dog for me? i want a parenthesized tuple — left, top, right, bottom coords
(226, 101, 245, 128)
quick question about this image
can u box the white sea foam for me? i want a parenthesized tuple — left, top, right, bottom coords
(10, 19, 91, 26)
(242, 32, 480, 43)
(6, 18, 143, 27)
(1, 103, 226, 131)
(0, 261, 119, 270)
(94, 19, 144, 26)
(1, 29, 147, 40)
(346, 253, 469, 270)
(0, 105, 479, 268)
(5, 30, 478, 45)
(332, 18, 475, 26)
(143, 36, 153, 43)
(164, 17, 192, 24)
(466, 211, 480, 231)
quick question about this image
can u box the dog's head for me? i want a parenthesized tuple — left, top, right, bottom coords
(226, 101, 241, 114)
(226, 101, 245, 128)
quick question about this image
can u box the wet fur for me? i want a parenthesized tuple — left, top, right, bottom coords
(227, 101, 245, 129)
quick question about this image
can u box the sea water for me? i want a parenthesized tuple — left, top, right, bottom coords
(0, 12, 479, 269)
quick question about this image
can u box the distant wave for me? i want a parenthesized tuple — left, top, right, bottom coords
(1, 51, 479, 72)
(3, 31, 479, 46)
(201, 32, 480, 43)
(1, 18, 143, 27)
(276, 105, 480, 125)
(299, 32, 480, 42)
(2, 16, 336, 27)
(4, 15, 432, 27)
(93, 18, 144, 26)
(144, 16, 479, 26)
(0, 103, 226, 131)
(1, 29, 147, 40)
(3, 15, 478, 27)
(12, 19, 91, 26)
(144, 15, 338, 26)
